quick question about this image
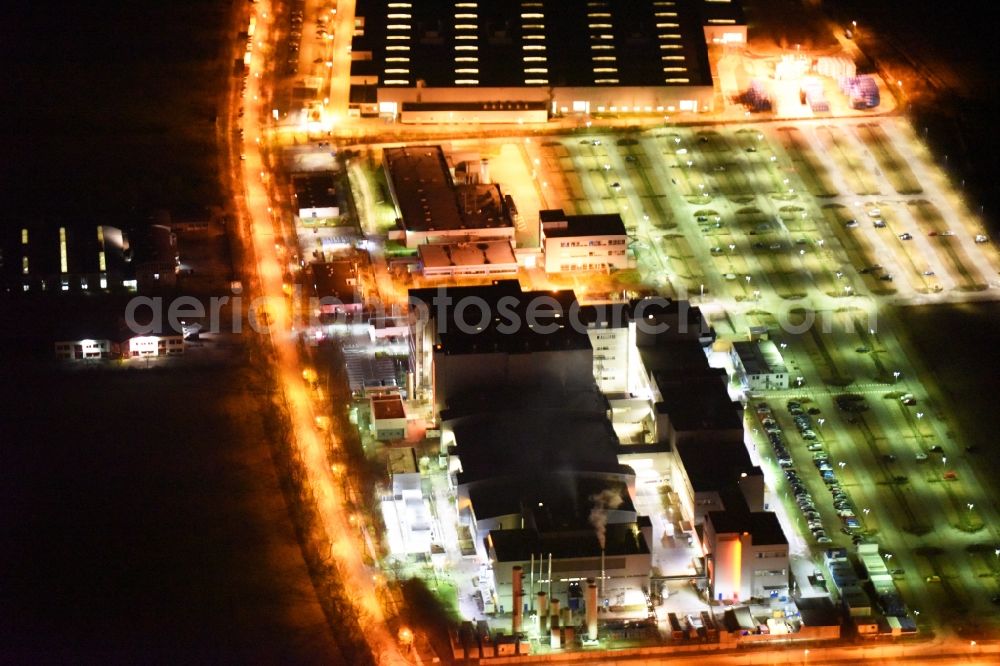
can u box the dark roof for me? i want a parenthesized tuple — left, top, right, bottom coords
(451, 409, 623, 485)
(353, 0, 712, 89)
(795, 596, 841, 627)
(675, 439, 756, 493)
(402, 101, 547, 112)
(700, 0, 746, 26)
(638, 339, 714, 377)
(653, 373, 743, 431)
(310, 260, 361, 304)
(409, 280, 591, 355)
(292, 173, 338, 210)
(468, 474, 635, 530)
(540, 210, 627, 238)
(489, 522, 650, 562)
(128, 224, 176, 266)
(440, 386, 609, 422)
(706, 510, 785, 546)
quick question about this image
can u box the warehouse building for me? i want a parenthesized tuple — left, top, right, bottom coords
(384, 146, 516, 248)
(351, 0, 729, 123)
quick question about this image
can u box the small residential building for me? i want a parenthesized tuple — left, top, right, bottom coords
(418, 240, 518, 279)
(731, 340, 789, 391)
(539, 209, 629, 274)
(54, 318, 184, 361)
(703, 508, 789, 602)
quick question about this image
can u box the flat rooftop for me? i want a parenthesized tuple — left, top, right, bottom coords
(353, 0, 713, 89)
(450, 409, 624, 486)
(441, 386, 608, 422)
(309, 260, 361, 304)
(540, 209, 627, 238)
(489, 522, 650, 563)
(654, 372, 743, 432)
(409, 280, 591, 356)
(675, 438, 755, 493)
(371, 393, 406, 420)
(292, 173, 338, 210)
(468, 474, 634, 529)
(419, 239, 517, 270)
(707, 509, 786, 546)
(733, 340, 788, 376)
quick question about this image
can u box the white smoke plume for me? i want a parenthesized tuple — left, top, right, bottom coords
(589, 489, 623, 550)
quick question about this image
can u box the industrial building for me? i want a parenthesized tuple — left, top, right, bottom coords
(2, 221, 132, 294)
(539, 209, 629, 274)
(703, 504, 788, 603)
(291, 173, 340, 224)
(730, 339, 789, 391)
(381, 447, 433, 555)
(307, 258, 365, 317)
(350, 0, 743, 123)
(407, 280, 790, 628)
(383, 146, 516, 248)
(418, 239, 518, 278)
(129, 224, 179, 291)
(409, 281, 592, 411)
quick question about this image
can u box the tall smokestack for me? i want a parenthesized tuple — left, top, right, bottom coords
(586, 579, 598, 640)
(512, 566, 524, 635)
(549, 598, 561, 648)
(537, 591, 548, 633)
(529, 554, 535, 611)
(601, 548, 606, 602)
(547, 553, 553, 599)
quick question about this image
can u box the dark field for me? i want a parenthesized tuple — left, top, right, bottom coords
(0, 361, 342, 663)
(894, 303, 1000, 478)
(0, 0, 231, 219)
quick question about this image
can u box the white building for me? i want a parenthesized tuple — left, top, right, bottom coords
(731, 340, 789, 391)
(539, 210, 629, 274)
(381, 447, 433, 555)
(703, 510, 789, 602)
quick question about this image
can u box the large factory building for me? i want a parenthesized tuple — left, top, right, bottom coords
(350, 0, 744, 123)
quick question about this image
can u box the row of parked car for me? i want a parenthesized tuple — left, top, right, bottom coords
(755, 401, 832, 544)
(787, 400, 869, 545)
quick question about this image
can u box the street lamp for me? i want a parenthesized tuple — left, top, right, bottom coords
(893, 371, 901, 383)
(839, 461, 846, 470)
(863, 508, 870, 516)
(916, 412, 924, 419)
(817, 418, 825, 428)
(780, 343, 787, 350)
(967, 503, 975, 512)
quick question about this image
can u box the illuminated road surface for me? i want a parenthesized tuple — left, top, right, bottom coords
(235, 3, 408, 664)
